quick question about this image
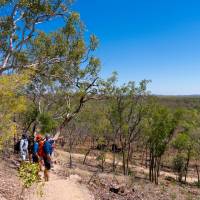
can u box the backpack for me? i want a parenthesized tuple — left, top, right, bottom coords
(38, 140, 45, 157)
(28, 137, 34, 154)
(14, 141, 20, 153)
(43, 140, 53, 156)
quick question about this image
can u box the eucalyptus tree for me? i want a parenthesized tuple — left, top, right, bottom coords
(0, 0, 74, 73)
(144, 105, 180, 184)
(172, 110, 200, 183)
(77, 100, 111, 167)
(26, 12, 101, 128)
(145, 105, 199, 184)
(107, 80, 150, 175)
(172, 133, 193, 182)
(192, 129, 200, 186)
(62, 120, 85, 168)
(0, 1, 103, 132)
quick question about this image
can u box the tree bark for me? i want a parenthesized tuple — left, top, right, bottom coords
(69, 153, 72, 168)
(122, 148, 126, 175)
(184, 150, 191, 183)
(112, 151, 116, 172)
(83, 149, 91, 165)
(145, 146, 148, 168)
(126, 142, 132, 175)
(195, 164, 200, 186)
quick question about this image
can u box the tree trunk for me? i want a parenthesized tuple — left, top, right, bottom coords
(32, 122, 37, 135)
(126, 142, 132, 175)
(112, 137, 117, 173)
(112, 151, 116, 172)
(101, 158, 104, 172)
(184, 150, 190, 183)
(154, 157, 161, 185)
(145, 146, 148, 168)
(149, 152, 151, 181)
(122, 148, 126, 175)
(149, 152, 155, 183)
(69, 142, 73, 168)
(195, 164, 200, 187)
(69, 153, 72, 168)
(154, 157, 157, 184)
(83, 149, 91, 165)
(178, 172, 183, 182)
(149, 151, 154, 182)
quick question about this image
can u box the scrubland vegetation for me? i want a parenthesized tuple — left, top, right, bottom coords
(0, 1, 200, 199)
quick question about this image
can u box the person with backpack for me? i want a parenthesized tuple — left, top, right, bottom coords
(43, 134, 53, 181)
(31, 134, 45, 175)
(20, 133, 29, 161)
(32, 134, 42, 163)
(14, 139, 20, 154)
(28, 135, 34, 162)
(49, 137, 55, 156)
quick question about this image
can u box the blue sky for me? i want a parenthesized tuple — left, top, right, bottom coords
(70, 0, 200, 95)
(3, 0, 198, 95)
(0, 0, 200, 95)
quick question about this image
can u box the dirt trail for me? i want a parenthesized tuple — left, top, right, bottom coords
(28, 164, 94, 200)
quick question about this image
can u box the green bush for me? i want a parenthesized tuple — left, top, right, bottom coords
(172, 155, 185, 182)
(19, 162, 40, 188)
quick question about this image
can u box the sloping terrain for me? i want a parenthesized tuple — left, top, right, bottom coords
(0, 159, 22, 200)
(1, 150, 200, 200)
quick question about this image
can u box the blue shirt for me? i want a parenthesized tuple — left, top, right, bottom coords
(43, 140, 52, 155)
(33, 142, 39, 154)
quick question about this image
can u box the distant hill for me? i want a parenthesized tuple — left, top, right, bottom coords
(153, 94, 200, 98)
(153, 95, 200, 109)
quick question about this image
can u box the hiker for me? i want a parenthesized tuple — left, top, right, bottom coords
(32, 134, 42, 163)
(28, 135, 34, 162)
(43, 134, 53, 181)
(20, 133, 29, 161)
(49, 136, 55, 156)
(32, 134, 44, 174)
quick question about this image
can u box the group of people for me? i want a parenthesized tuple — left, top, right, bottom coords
(18, 132, 57, 181)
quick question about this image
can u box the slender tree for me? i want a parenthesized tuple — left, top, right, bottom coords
(144, 104, 181, 184)
(107, 80, 150, 175)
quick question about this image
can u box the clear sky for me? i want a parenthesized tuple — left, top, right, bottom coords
(16, 0, 199, 95)
(69, 0, 200, 95)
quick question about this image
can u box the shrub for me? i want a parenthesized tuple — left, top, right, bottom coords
(19, 162, 40, 188)
(172, 155, 185, 182)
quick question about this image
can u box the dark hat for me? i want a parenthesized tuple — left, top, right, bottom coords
(22, 133, 28, 139)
